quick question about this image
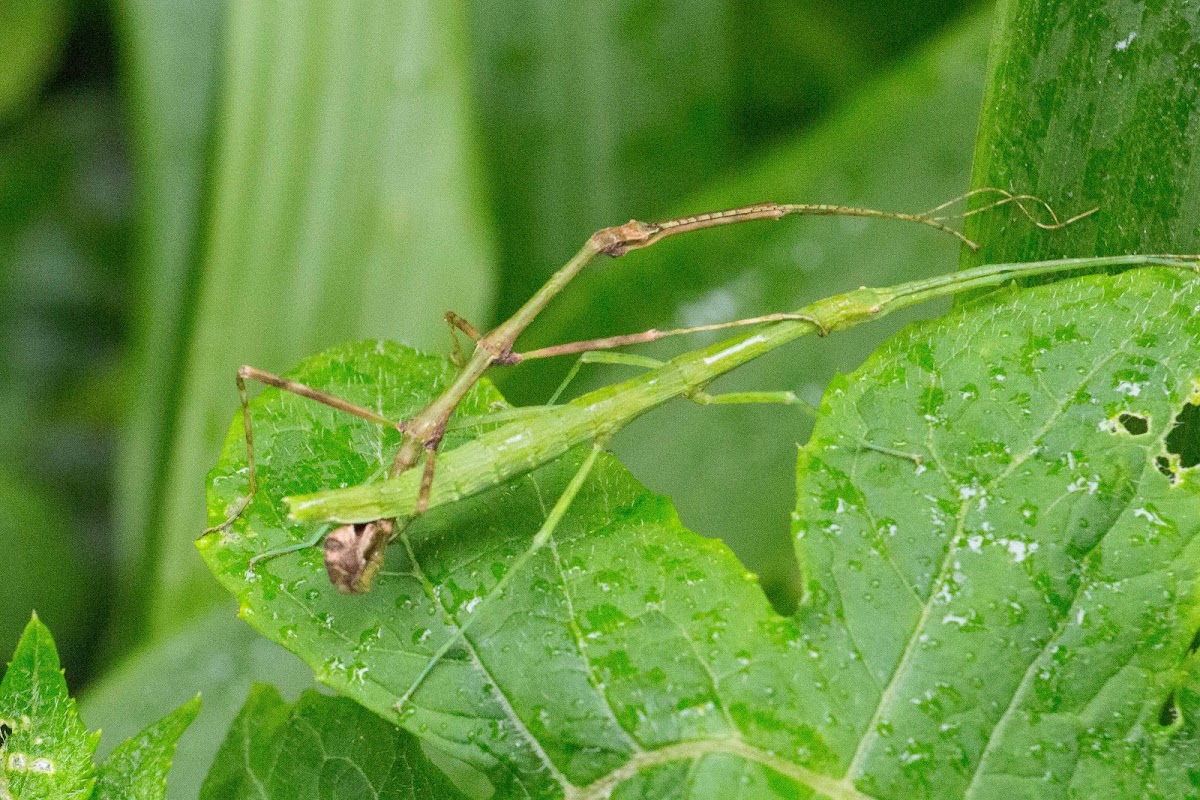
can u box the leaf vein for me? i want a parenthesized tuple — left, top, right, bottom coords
(843, 329, 1140, 779)
(548, 535, 644, 754)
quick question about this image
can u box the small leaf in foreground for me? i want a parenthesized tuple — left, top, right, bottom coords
(0, 614, 97, 799)
(79, 605, 315, 799)
(1, 615, 199, 800)
(92, 696, 200, 800)
(201, 685, 468, 800)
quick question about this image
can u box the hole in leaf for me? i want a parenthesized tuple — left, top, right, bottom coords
(1156, 456, 1177, 481)
(1118, 413, 1149, 435)
(1159, 691, 1180, 727)
(1165, 402, 1200, 468)
(0, 722, 9, 748)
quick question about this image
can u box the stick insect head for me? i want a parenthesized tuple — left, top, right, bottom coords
(324, 519, 393, 593)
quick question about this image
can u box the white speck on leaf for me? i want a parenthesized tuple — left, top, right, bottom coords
(1133, 507, 1167, 527)
(1000, 539, 1037, 562)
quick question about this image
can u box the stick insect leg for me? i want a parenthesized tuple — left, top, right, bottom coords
(395, 440, 606, 713)
(856, 440, 925, 466)
(689, 389, 817, 416)
(244, 524, 332, 576)
(549, 351, 664, 404)
(687, 389, 923, 465)
(204, 365, 401, 535)
(416, 446, 437, 515)
(515, 311, 828, 365)
(445, 311, 481, 368)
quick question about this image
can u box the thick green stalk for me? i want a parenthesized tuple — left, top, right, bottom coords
(288, 254, 1196, 523)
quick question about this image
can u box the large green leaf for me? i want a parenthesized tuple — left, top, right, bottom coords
(200, 686, 468, 800)
(962, 0, 1200, 478)
(146, 1, 498, 636)
(505, 9, 995, 605)
(201, 266, 1200, 797)
(964, 0, 1200, 266)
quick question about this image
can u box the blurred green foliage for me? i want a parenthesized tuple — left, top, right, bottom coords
(0, 0, 979, 667)
(0, 82, 130, 678)
(0, 0, 70, 125)
(0, 0, 1027, 794)
(7, 0, 1200, 795)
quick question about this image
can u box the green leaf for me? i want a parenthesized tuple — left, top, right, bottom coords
(80, 606, 316, 800)
(110, 0, 225, 646)
(963, 0, 1200, 516)
(0, 0, 68, 125)
(145, 1, 498, 636)
(93, 697, 200, 800)
(1, 617, 199, 800)
(200, 267, 1200, 797)
(201, 686, 468, 800)
(0, 616, 98, 800)
(796, 269, 1200, 797)
(510, 9, 996, 605)
(964, 0, 1200, 265)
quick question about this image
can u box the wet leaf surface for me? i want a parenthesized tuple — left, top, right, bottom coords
(201, 266, 1200, 798)
(0, 617, 97, 799)
(200, 685, 467, 800)
(0, 616, 199, 800)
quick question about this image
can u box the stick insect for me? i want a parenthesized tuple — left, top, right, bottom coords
(213, 187, 1096, 594)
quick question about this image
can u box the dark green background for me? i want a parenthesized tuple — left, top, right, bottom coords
(1, 0, 978, 683)
(18, 0, 1200, 796)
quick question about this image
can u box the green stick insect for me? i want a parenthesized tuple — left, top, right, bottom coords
(212, 187, 1062, 579)
(211, 188, 1199, 703)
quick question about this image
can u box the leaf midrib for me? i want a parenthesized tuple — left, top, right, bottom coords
(570, 737, 877, 800)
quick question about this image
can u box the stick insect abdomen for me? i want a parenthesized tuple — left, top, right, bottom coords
(286, 389, 650, 524)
